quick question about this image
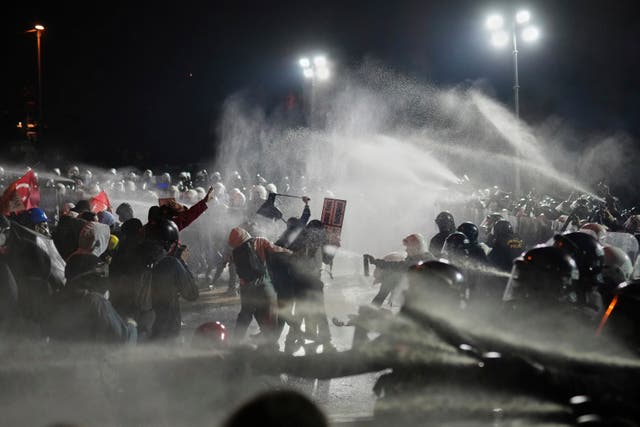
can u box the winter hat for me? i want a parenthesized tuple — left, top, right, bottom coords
(228, 227, 251, 249)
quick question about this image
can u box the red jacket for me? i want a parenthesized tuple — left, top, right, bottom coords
(172, 200, 208, 231)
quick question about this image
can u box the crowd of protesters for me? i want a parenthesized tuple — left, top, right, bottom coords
(2, 164, 640, 355)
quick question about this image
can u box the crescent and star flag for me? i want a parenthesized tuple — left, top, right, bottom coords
(0, 170, 40, 215)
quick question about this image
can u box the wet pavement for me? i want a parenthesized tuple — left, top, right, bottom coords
(181, 265, 386, 423)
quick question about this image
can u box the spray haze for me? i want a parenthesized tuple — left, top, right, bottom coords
(214, 61, 630, 253)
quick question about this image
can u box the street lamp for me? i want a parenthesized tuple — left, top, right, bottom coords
(485, 11, 540, 117)
(299, 54, 331, 82)
(27, 24, 45, 129)
(485, 11, 540, 196)
(298, 54, 331, 128)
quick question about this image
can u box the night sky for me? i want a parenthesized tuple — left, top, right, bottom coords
(2, 0, 638, 166)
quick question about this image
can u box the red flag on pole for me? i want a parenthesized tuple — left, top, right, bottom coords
(0, 170, 40, 215)
(90, 190, 112, 213)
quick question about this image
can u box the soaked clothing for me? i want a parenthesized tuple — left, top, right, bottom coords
(47, 288, 136, 343)
(144, 242, 199, 340)
(429, 232, 451, 258)
(373, 252, 435, 271)
(52, 216, 87, 260)
(488, 236, 525, 272)
(228, 227, 289, 342)
(275, 205, 311, 248)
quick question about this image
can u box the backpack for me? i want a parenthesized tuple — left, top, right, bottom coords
(135, 262, 156, 313)
(232, 238, 266, 282)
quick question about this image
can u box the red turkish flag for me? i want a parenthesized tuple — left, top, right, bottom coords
(90, 190, 112, 213)
(0, 170, 40, 215)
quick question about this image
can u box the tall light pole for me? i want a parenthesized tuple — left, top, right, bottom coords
(27, 24, 45, 130)
(298, 54, 331, 128)
(485, 11, 540, 195)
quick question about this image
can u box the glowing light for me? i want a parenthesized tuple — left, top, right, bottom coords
(596, 294, 618, 335)
(313, 55, 327, 67)
(302, 68, 314, 79)
(516, 10, 531, 24)
(17, 122, 23, 128)
(316, 67, 330, 80)
(34, 24, 45, 31)
(490, 31, 509, 47)
(299, 57, 310, 68)
(522, 26, 540, 42)
(486, 14, 504, 30)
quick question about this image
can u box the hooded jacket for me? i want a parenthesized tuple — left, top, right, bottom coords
(71, 221, 111, 259)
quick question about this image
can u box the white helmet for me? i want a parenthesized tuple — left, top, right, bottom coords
(265, 183, 277, 194)
(213, 182, 226, 196)
(195, 186, 206, 199)
(185, 189, 199, 203)
(229, 188, 246, 208)
(68, 165, 80, 177)
(249, 185, 267, 201)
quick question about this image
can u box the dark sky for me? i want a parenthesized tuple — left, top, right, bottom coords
(2, 0, 638, 165)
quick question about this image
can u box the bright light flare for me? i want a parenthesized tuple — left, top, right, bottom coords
(522, 26, 540, 42)
(302, 68, 314, 79)
(316, 67, 330, 80)
(490, 30, 509, 47)
(516, 10, 531, 24)
(299, 57, 310, 68)
(313, 55, 327, 67)
(34, 24, 45, 31)
(486, 14, 504, 30)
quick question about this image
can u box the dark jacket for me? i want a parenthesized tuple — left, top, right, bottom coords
(53, 216, 88, 260)
(429, 232, 450, 258)
(488, 236, 524, 272)
(143, 241, 199, 340)
(47, 288, 135, 343)
(275, 205, 311, 248)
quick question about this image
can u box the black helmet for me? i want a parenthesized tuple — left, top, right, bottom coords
(553, 232, 604, 281)
(442, 232, 469, 261)
(492, 220, 513, 239)
(457, 222, 479, 244)
(146, 219, 179, 244)
(503, 246, 579, 304)
(435, 211, 455, 234)
(407, 260, 468, 309)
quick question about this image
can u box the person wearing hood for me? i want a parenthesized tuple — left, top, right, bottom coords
(68, 221, 111, 260)
(47, 254, 137, 343)
(228, 227, 289, 347)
